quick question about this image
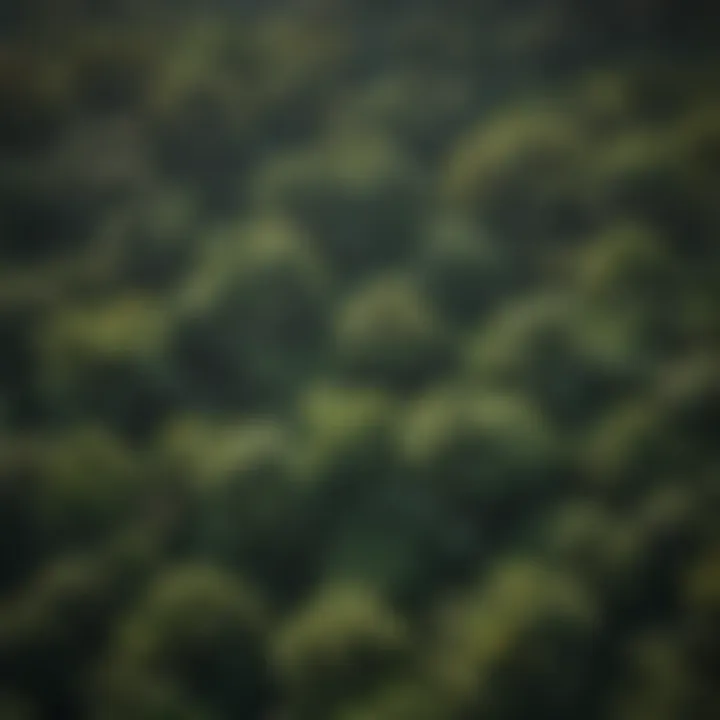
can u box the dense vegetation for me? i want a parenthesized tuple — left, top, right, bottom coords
(1, 1, 718, 718)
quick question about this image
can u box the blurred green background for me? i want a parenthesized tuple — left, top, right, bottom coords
(0, 1, 719, 718)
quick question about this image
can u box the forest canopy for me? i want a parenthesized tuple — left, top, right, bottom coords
(0, 0, 718, 718)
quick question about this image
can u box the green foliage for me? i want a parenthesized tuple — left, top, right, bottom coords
(157, 416, 301, 591)
(612, 633, 698, 720)
(253, 134, 425, 275)
(67, 29, 159, 113)
(34, 426, 143, 542)
(334, 275, 452, 391)
(37, 294, 175, 435)
(584, 358, 720, 498)
(583, 396, 675, 495)
(95, 672, 210, 720)
(401, 385, 558, 506)
(0, 47, 73, 155)
(0, 2, 718, 719)
(415, 214, 507, 325)
(573, 221, 677, 309)
(544, 501, 644, 597)
(172, 215, 329, 411)
(0, 693, 37, 720)
(295, 383, 396, 484)
(330, 70, 473, 159)
(465, 291, 648, 429)
(433, 560, 597, 718)
(338, 681, 446, 720)
(683, 545, 720, 670)
(104, 564, 269, 718)
(444, 104, 597, 246)
(0, 553, 133, 715)
(99, 186, 200, 291)
(273, 583, 409, 718)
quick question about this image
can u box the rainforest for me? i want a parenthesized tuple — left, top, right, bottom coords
(0, 1, 719, 718)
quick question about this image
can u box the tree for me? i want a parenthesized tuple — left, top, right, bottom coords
(100, 564, 270, 718)
(443, 104, 597, 249)
(37, 293, 176, 438)
(333, 275, 452, 392)
(432, 560, 598, 719)
(252, 134, 425, 276)
(415, 213, 508, 326)
(400, 385, 559, 513)
(465, 291, 647, 430)
(171, 215, 329, 412)
(157, 416, 303, 595)
(0, 554, 128, 717)
(273, 583, 409, 719)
